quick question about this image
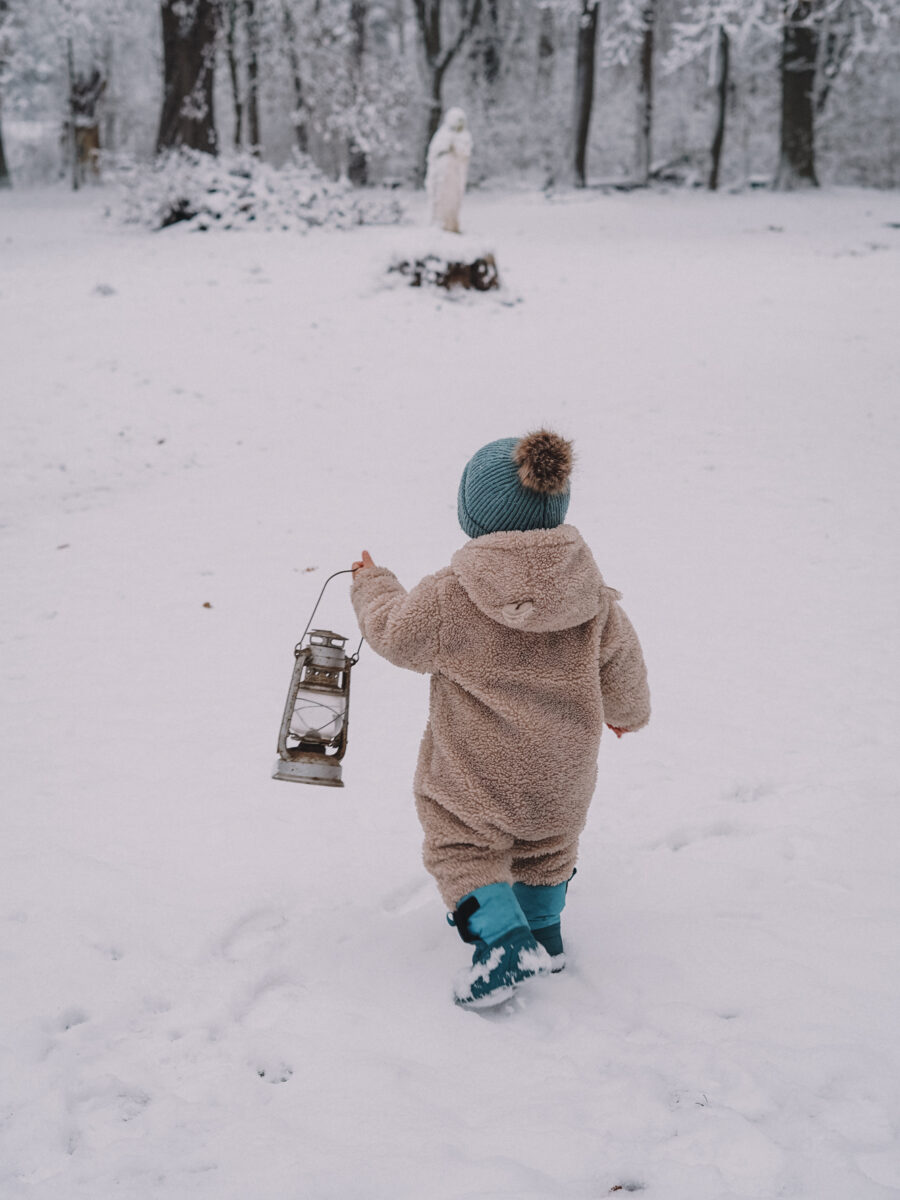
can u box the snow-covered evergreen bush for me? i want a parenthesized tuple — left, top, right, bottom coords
(110, 150, 406, 232)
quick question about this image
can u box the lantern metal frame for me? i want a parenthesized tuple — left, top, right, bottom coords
(272, 570, 363, 788)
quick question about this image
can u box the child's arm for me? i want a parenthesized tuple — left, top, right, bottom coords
(351, 551, 442, 675)
(599, 596, 651, 734)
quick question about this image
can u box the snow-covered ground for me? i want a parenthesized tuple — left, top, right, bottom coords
(2, 183, 899, 1199)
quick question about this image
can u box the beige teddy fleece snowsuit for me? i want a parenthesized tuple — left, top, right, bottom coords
(351, 524, 650, 909)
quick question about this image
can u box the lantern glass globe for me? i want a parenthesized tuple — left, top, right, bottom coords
(288, 688, 347, 744)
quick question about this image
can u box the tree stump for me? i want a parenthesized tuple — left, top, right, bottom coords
(389, 252, 499, 292)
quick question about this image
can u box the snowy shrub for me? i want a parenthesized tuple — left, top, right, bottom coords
(110, 150, 406, 233)
(386, 230, 500, 292)
(388, 252, 499, 292)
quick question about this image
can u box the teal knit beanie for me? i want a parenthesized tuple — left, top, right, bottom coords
(457, 430, 573, 539)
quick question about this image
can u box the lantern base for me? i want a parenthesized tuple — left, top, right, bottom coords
(272, 755, 344, 787)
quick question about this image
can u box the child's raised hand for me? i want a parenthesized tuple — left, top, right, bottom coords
(351, 550, 376, 576)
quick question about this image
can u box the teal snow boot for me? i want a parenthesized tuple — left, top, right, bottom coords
(512, 879, 570, 972)
(449, 883, 552, 1009)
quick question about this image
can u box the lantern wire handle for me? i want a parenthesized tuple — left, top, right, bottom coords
(296, 568, 365, 665)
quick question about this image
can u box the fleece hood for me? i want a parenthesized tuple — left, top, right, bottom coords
(450, 524, 607, 633)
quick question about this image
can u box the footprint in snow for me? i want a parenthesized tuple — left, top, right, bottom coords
(68, 1077, 152, 1123)
(381, 876, 435, 916)
(235, 974, 304, 1029)
(660, 821, 741, 852)
(256, 1059, 293, 1084)
(725, 782, 773, 804)
(143, 995, 172, 1015)
(58, 1007, 90, 1032)
(218, 908, 287, 962)
(87, 938, 124, 961)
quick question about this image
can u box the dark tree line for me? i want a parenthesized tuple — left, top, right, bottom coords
(148, 0, 886, 191)
(0, 0, 896, 192)
(571, 0, 866, 192)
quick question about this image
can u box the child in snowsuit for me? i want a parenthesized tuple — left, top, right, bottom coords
(351, 431, 650, 1008)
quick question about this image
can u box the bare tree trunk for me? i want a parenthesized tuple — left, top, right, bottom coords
(814, 2, 852, 116)
(0, 20, 9, 189)
(709, 24, 729, 190)
(0, 96, 10, 188)
(281, 1, 308, 154)
(412, 0, 482, 184)
(773, 0, 819, 189)
(63, 44, 108, 187)
(425, 67, 444, 167)
(225, 0, 244, 148)
(66, 39, 80, 190)
(573, 0, 599, 188)
(417, 0, 444, 168)
(244, 0, 260, 154)
(157, 0, 220, 155)
(536, 3, 557, 186)
(0, 0, 8, 187)
(635, 1, 655, 184)
(101, 35, 116, 157)
(69, 67, 106, 187)
(481, 0, 500, 89)
(537, 3, 555, 89)
(392, 0, 406, 57)
(347, 0, 368, 185)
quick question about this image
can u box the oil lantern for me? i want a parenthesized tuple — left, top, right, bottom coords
(272, 628, 356, 787)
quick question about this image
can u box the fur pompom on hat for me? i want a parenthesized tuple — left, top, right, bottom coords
(457, 430, 573, 539)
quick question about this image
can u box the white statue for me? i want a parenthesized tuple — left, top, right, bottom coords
(425, 107, 472, 234)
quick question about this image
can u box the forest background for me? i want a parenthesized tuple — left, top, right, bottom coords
(1, 0, 899, 200)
